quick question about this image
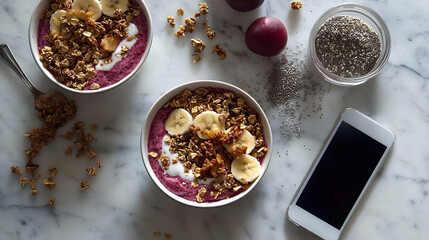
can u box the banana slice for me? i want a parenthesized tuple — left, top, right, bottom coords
(193, 111, 225, 139)
(164, 108, 193, 136)
(100, 0, 129, 17)
(50, 10, 67, 36)
(231, 155, 261, 184)
(223, 128, 256, 155)
(72, 0, 102, 20)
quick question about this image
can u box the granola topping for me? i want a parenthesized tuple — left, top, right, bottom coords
(149, 87, 267, 203)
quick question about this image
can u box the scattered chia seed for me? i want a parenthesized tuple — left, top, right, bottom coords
(315, 15, 381, 78)
(267, 46, 330, 138)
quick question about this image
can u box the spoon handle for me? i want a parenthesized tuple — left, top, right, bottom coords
(0, 44, 43, 98)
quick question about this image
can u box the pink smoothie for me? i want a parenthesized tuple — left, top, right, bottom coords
(37, 0, 149, 90)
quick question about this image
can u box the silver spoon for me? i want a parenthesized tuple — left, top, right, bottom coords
(0, 44, 76, 126)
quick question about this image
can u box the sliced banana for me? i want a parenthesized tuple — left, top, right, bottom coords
(72, 0, 102, 20)
(223, 128, 256, 155)
(50, 10, 68, 36)
(165, 108, 193, 136)
(193, 111, 225, 139)
(100, 0, 129, 17)
(231, 155, 261, 184)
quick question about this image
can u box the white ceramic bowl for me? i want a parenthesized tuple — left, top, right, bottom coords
(28, 0, 153, 93)
(140, 80, 273, 207)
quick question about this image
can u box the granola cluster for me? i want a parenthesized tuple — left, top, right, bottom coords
(167, 2, 226, 63)
(154, 88, 267, 202)
(35, 93, 77, 126)
(39, 1, 141, 90)
(290, 1, 303, 10)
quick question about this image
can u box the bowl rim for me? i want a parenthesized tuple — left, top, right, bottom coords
(140, 80, 273, 208)
(308, 3, 391, 86)
(28, 0, 154, 94)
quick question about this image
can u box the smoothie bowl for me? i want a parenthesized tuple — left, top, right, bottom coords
(141, 80, 272, 207)
(29, 0, 153, 93)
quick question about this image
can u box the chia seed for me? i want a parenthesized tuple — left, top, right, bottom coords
(315, 15, 381, 78)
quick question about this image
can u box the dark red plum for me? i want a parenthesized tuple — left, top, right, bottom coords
(226, 0, 264, 12)
(245, 17, 288, 57)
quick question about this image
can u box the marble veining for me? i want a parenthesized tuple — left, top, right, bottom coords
(1, 0, 429, 239)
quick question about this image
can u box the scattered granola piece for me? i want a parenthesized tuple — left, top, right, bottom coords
(196, 187, 207, 203)
(174, 25, 187, 38)
(31, 189, 38, 195)
(86, 166, 97, 176)
(97, 161, 102, 168)
(165, 233, 172, 239)
(11, 166, 22, 175)
(212, 44, 227, 60)
(49, 198, 55, 207)
(86, 149, 98, 159)
(42, 178, 56, 189)
(20, 178, 31, 188)
(290, 1, 302, 9)
(65, 146, 73, 156)
(90, 83, 100, 90)
(205, 28, 216, 40)
(191, 38, 206, 53)
(153, 231, 161, 237)
(177, 8, 184, 16)
(194, 2, 209, 18)
(192, 54, 202, 64)
(90, 124, 99, 130)
(80, 181, 89, 191)
(184, 17, 197, 33)
(166, 16, 175, 28)
(33, 172, 41, 180)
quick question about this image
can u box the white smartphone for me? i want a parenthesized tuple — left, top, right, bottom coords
(287, 108, 395, 240)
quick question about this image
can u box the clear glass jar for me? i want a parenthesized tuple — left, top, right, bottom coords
(308, 3, 391, 86)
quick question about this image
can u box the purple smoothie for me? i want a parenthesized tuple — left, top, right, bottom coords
(148, 107, 251, 203)
(37, 0, 149, 90)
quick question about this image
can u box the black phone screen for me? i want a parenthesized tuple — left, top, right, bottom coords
(296, 121, 387, 229)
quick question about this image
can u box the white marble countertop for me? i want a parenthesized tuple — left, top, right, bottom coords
(1, 0, 428, 239)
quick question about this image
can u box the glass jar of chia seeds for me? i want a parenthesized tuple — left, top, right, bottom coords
(309, 3, 391, 86)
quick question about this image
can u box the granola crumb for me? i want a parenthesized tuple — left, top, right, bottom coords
(90, 83, 100, 90)
(86, 166, 97, 176)
(194, 2, 209, 18)
(11, 166, 22, 175)
(97, 161, 102, 168)
(191, 180, 198, 188)
(191, 38, 206, 53)
(166, 16, 175, 28)
(174, 25, 187, 38)
(80, 181, 89, 192)
(149, 151, 159, 158)
(31, 189, 38, 195)
(33, 172, 41, 180)
(177, 8, 184, 16)
(20, 178, 30, 188)
(65, 146, 73, 156)
(90, 124, 99, 130)
(165, 233, 172, 239)
(212, 44, 227, 60)
(42, 178, 56, 189)
(49, 198, 55, 207)
(192, 54, 202, 64)
(290, 1, 302, 9)
(153, 231, 161, 237)
(205, 28, 216, 40)
(196, 187, 207, 202)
